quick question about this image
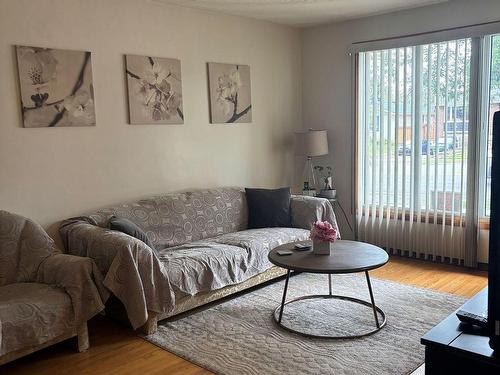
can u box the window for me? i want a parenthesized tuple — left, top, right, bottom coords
(357, 39, 471, 219)
(355, 29, 500, 266)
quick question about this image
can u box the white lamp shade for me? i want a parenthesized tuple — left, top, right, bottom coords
(295, 129, 329, 157)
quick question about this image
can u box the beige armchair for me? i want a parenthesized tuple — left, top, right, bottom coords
(0, 210, 109, 366)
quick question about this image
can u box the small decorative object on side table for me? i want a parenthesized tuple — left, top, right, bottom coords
(310, 220, 337, 255)
(314, 165, 336, 199)
(319, 189, 337, 199)
(302, 181, 316, 197)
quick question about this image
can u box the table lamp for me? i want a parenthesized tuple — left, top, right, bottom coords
(295, 129, 329, 196)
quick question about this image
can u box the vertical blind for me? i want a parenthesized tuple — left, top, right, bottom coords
(356, 39, 478, 265)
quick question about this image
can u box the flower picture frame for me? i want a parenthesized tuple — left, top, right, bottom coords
(207, 62, 252, 124)
(125, 54, 184, 125)
(16, 45, 96, 127)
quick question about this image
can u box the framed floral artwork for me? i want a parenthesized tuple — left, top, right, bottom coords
(125, 55, 184, 124)
(16, 46, 95, 127)
(207, 62, 252, 124)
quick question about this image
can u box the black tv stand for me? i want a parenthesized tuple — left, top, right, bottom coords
(421, 288, 500, 374)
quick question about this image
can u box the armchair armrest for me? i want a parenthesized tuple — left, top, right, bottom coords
(290, 195, 340, 238)
(59, 218, 175, 329)
(37, 254, 109, 324)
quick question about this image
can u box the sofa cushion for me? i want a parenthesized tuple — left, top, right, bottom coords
(109, 216, 156, 253)
(159, 227, 310, 297)
(0, 283, 74, 355)
(159, 242, 250, 296)
(245, 187, 291, 229)
(211, 227, 310, 254)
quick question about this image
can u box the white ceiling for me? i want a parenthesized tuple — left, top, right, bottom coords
(152, 0, 448, 27)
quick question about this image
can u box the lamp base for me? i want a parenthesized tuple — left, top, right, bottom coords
(302, 156, 316, 194)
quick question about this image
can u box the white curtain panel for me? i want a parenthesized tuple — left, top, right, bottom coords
(356, 39, 479, 266)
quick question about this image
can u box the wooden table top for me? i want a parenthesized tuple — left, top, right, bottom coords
(421, 288, 498, 359)
(268, 240, 389, 274)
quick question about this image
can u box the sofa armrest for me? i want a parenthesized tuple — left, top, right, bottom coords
(37, 254, 109, 324)
(290, 195, 341, 238)
(59, 218, 175, 329)
(59, 217, 158, 274)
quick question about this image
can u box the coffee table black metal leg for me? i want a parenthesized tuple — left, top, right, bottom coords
(278, 270, 291, 324)
(328, 274, 332, 296)
(365, 271, 380, 328)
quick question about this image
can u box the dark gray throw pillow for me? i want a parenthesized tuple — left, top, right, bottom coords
(109, 216, 157, 255)
(245, 187, 292, 229)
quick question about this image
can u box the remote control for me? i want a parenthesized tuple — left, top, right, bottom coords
(294, 243, 311, 251)
(277, 250, 293, 256)
(456, 309, 488, 328)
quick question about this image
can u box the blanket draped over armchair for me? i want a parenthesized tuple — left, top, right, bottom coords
(0, 210, 109, 356)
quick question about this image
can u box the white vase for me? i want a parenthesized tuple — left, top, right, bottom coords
(312, 240, 332, 255)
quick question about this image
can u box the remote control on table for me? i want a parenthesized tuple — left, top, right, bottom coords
(277, 250, 293, 256)
(456, 309, 488, 328)
(294, 244, 311, 251)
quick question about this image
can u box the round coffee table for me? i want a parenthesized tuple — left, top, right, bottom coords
(268, 239, 389, 339)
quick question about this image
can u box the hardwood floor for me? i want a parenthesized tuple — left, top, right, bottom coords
(370, 256, 488, 297)
(1, 256, 487, 375)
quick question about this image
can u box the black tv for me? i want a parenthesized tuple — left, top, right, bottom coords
(489, 110, 500, 350)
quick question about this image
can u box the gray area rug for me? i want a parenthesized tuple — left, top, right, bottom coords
(142, 273, 466, 375)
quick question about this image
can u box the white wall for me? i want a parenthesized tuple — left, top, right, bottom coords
(0, 0, 302, 234)
(302, 0, 500, 260)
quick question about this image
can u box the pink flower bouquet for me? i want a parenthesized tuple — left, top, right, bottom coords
(310, 220, 337, 242)
(310, 221, 337, 255)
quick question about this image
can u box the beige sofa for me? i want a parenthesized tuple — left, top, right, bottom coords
(0, 210, 109, 365)
(59, 188, 339, 334)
